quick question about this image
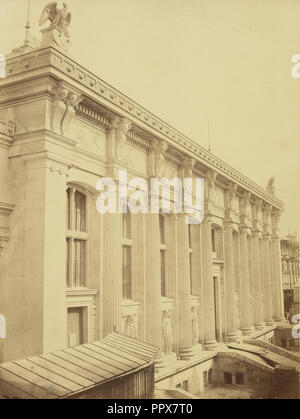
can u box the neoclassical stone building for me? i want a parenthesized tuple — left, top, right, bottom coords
(0, 15, 284, 387)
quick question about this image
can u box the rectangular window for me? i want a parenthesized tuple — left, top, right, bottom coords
(211, 228, 216, 252)
(159, 215, 165, 244)
(203, 370, 208, 387)
(74, 240, 86, 287)
(224, 372, 232, 384)
(236, 372, 244, 385)
(66, 188, 88, 288)
(66, 238, 70, 287)
(75, 191, 86, 232)
(188, 224, 192, 249)
(161, 250, 166, 297)
(182, 380, 189, 392)
(123, 246, 132, 299)
(66, 189, 71, 230)
(208, 368, 213, 385)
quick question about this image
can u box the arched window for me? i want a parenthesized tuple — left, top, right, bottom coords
(66, 187, 88, 288)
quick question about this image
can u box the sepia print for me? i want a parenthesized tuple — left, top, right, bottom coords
(0, 0, 299, 402)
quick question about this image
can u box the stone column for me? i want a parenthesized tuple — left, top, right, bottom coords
(202, 218, 218, 350)
(252, 232, 265, 330)
(271, 235, 284, 322)
(239, 227, 253, 335)
(102, 211, 122, 336)
(262, 233, 274, 326)
(224, 222, 238, 341)
(144, 212, 162, 351)
(165, 214, 179, 354)
(177, 214, 193, 360)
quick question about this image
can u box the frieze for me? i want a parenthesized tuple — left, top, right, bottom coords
(2, 47, 283, 209)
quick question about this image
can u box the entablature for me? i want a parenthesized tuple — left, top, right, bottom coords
(1, 46, 283, 211)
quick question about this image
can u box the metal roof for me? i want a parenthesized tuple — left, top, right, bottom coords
(0, 333, 159, 399)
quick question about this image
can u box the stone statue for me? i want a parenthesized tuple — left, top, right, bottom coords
(124, 315, 137, 339)
(162, 311, 173, 355)
(266, 177, 275, 195)
(39, 2, 72, 34)
(191, 306, 199, 345)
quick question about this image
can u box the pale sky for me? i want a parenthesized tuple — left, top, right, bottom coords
(0, 0, 299, 236)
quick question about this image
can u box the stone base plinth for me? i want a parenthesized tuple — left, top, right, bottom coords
(155, 352, 177, 372)
(204, 339, 218, 351)
(40, 27, 71, 52)
(227, 331, 239, 342)
(254, 321, 266, 331)
(178, 346, 194, 360)
(241, 326, 254, 336)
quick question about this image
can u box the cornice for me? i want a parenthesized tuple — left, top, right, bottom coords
(2, 46, 283, 210)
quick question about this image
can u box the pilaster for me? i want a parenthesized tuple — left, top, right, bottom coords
(224, 220, 239, 341)
(177, 213, 193, 360)
(202, 216, 218, 350)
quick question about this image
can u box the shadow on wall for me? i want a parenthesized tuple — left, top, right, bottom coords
(213, 353, 299, 399)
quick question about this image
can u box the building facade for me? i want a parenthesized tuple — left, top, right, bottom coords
(0, 17, 285, 385)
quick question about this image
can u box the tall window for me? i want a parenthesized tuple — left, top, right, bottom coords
(211, 228, 216, 253)
(188, 224, 193, 294)
(122, 211, 132, 300)
(160, 215, 167, 297)
(66, 188, 88, 288)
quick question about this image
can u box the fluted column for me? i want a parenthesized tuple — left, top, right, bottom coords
(239, 227, 253, 335)
(252, 232, 265, 330)
(202, 218, 218, 350)
(272, 234, 284, 322)
(144, 212, 162, 351)
(102, 211, 122, 336)
(177, 214, 193, 359)
(262, 234, 274, 325)
(224, 222, 238, 341)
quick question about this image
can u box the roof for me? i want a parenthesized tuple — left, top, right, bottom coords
(0, 333, 159, 399)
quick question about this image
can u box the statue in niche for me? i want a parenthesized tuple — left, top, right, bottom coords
(191, 306, 199, 345)
(124, 315, 137, 339)
(162, 311, 173, 355)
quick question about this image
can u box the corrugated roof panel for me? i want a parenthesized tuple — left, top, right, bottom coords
(0, 333, 159, 399)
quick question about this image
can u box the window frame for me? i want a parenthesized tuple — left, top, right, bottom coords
(66, 186, 89, 289)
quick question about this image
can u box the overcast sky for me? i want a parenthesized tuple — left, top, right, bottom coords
(1, 0, 299, 236)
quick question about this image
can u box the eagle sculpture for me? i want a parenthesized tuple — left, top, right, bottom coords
(39, 2, 71, 33)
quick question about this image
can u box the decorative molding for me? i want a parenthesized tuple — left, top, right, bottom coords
(180, 156, 197, 179)
(76, 102, 109, 128)
(0, 202, 15, 256)
(1, 47, 283, 209)
(51, 83, 82, 136)
(147, 139, 168, 178)
(66, 288, 99, 297)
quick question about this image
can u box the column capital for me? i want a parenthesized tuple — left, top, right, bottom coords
(251, 229, 262, 239)
(179, 155, 197, 178)
(239, 224, 251, 235)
